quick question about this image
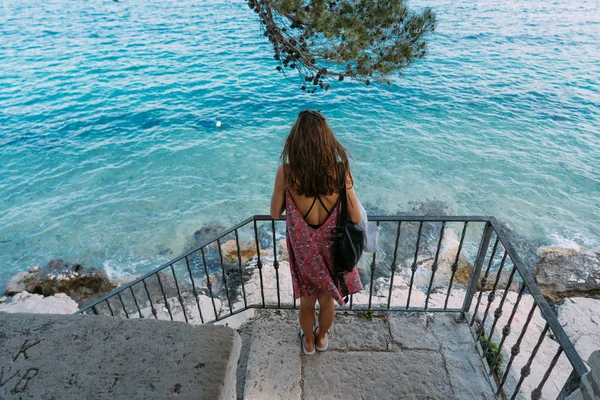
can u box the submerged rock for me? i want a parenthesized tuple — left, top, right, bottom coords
(185, 223, 235, 274)
(534, 246, 600, 303)
(156, 246, 173, 256)
(403, 199, 452, 217)
(186, 223, 228, 250)
(23, 259, 113, 307)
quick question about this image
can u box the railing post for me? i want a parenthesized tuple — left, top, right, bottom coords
(458, 221, 493, 322)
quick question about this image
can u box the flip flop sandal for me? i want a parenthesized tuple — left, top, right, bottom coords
(314, 321, 329, 352)
(299, 327, 316, 355)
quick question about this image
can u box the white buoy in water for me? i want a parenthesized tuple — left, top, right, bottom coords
(216, 121, 222, 127)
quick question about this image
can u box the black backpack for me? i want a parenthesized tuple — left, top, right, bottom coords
(333, 183, 364, 296)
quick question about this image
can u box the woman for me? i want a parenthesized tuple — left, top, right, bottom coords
(270, 110, 363, 355)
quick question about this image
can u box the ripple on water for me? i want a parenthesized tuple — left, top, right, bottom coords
(0, 0, 599, 290)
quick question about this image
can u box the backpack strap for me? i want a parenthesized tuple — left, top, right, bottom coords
(334, 176, 350, 303)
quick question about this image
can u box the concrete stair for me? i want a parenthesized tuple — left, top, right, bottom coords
(0, 312, 241, 400)
(238, 309, 496, 400)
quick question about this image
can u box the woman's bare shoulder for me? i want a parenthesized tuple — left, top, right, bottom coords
(276, 165, 286, 180)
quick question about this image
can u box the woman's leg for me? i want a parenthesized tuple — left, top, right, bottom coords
(316, 294, 334, 347)
(299, 296, 317, 351)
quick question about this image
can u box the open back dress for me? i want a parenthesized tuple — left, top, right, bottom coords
(285, 188, 363, 305)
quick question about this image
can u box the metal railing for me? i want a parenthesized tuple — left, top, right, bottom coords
(75, 215, 587, 399)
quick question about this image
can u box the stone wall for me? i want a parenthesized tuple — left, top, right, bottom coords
(0, 313, 241, 400)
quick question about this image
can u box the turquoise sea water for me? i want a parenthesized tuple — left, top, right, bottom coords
(1, 0, 599, 290)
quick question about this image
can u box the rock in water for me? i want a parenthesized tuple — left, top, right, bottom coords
(5, 271, 32, 295)
(185, 224, 228, 266)
(534, 247, 600, 303)
(187, 224, 228, 250)
(23, 259, 114, 307)
(221, 239, 257, 264)
(479, 269, 520, 292)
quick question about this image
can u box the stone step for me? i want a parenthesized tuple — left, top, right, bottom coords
(241, 310, 496, 400)
(242, 311, 302, 399)
(0, 312, 241, 400)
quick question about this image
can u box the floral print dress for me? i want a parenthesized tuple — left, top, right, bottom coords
(285, 189, 363, 305)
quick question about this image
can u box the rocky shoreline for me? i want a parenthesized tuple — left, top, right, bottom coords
(1, 227, 599, 399)
(4, 198, 598, 314)
(2, 228, 599, 316)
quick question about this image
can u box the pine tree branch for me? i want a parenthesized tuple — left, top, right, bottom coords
(248, 0, 436, 93)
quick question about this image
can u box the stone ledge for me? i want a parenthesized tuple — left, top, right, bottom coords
(243, 319, 302, 400)
(241, 310, 497, 399)
(0, 312, 241, 400)
(389, 313, 440, 350)
(328, 314, 391, 351)
(304, 350, 453, 399)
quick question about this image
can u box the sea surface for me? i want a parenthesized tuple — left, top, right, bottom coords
(1, 0, 599, 291)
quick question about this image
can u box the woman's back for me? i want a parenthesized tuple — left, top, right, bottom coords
(287, 189, 339, 228)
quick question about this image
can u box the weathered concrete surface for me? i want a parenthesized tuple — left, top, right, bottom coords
(241, 310, 496, 399)
(429, 314, 496, 400)
(389, 313, 439, 350)
(328, 314, 391, 351)
(388, 313, 495, 399)
(0, 312, 241, 400)
(304, 350, 453, 400)
(243, 316, 301, 400)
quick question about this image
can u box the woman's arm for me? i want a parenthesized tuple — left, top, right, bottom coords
(270, 165, 286, 219)
(346, 171, 362, 224)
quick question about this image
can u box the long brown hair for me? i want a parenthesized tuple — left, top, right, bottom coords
(281, 110, 352, 197)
